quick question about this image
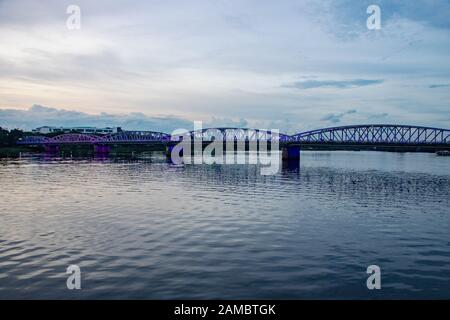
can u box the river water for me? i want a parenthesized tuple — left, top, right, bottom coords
(0, 151, 449, 299)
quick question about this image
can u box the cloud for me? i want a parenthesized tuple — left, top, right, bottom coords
(208, 117, 248, 128)
(321, 109, 357, 123)
(283, 79, 384, 90)
(0, 105, 247, 133)
(429, 84, 450, 89)
(368, 112, 389, 120)
(322, 0, 450, 31)
(0, 1, 450, 132)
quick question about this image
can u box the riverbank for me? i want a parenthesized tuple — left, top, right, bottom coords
(0, 146, 38, 158)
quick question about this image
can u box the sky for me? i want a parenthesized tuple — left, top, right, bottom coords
(0, 0, 449, 133)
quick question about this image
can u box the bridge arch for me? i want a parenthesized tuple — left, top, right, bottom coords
(46, 133, 101, 144)
(291, 124, 450, 145)
(175, 128, 291, 143)
(102, 131, 171, 143)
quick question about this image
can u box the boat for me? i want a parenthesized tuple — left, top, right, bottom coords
(436, 150, 450, 156)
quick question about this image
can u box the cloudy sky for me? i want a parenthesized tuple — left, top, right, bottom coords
(0, 0, 449, 133)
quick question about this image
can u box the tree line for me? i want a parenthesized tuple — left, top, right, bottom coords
(0, 127, 27, 147)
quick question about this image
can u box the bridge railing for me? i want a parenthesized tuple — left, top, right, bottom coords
(17, 135, 50, 145)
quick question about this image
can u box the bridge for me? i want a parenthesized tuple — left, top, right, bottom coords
(290, 124, 450, 144)
(18, 130, 172, 145)
(17, 124, 450, 159)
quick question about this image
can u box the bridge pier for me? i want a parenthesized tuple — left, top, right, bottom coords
(282, 145, 301, 161)
(44, 144, 60, 153)
(93, 144, 111, 154)
(166, 144, 185, 163)
(166, 145, 173, 161)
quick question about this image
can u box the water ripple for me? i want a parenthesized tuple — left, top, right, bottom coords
(0, 151, 449, 299)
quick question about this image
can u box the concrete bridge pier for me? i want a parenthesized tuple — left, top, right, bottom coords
(93, 144, 111, 154)
(282, 145, 301, 161)
(166, 145, 173, 161)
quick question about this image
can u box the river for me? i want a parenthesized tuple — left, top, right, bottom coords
(0, 151, 449, 299)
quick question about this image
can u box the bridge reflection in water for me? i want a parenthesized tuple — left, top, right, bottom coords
(18, 124, 450, 161)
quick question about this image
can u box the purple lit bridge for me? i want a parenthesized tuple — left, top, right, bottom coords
(17, 124, 450, 160)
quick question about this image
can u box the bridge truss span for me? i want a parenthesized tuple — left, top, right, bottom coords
(48, 133, 102, 144)
(290, 125, 450, 145)
(18, 131, 171, 145)
(103, 131, 171, 143)
(179, 128, 291, 143)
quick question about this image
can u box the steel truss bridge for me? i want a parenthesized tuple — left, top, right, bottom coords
(18, 124, 450, 146)
(290, 124, 450, 144)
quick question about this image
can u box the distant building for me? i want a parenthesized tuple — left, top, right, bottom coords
(32, 126, 122, 135)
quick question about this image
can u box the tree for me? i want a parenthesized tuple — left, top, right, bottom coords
(8, 129, 25, 145)
(0, 127, 9, 146)
(0, 128, 25, 147)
